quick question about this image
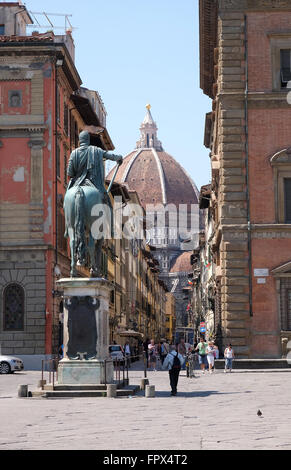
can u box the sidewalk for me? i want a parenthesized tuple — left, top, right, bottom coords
(1, 361, 291, 450)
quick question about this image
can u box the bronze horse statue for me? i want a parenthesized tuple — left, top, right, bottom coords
(64, 131, 123, 277)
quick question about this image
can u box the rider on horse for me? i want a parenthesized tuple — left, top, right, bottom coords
(64, 130, 123, 277)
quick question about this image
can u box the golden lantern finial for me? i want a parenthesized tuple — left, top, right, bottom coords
(146, 104, 151, 110)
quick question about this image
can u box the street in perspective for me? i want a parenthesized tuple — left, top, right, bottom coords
(1, 0, 291, 454)
(1, 361, 291, 451)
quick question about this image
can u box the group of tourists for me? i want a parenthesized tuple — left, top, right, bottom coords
(195, 338, 235, 374)
(143, 337, 235, 396)
(145, 339, 170, 371)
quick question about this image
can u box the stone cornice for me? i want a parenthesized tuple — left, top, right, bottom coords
(0, 43, 82, 92)
(0, 125, 46, 138)
(252, 224, 291, 231)
(217, 90, 291, 108)
(220, 0, 291, 11)
(221, 223, 291, 231)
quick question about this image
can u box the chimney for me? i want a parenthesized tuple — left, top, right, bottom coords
(0, 2, 33, 36)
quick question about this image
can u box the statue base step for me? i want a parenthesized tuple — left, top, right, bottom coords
(58, 359, 114, 385)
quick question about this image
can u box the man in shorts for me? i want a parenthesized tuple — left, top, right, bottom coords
(195, 337, 208, 374)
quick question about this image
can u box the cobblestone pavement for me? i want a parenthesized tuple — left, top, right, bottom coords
(1, 361, 291, 450)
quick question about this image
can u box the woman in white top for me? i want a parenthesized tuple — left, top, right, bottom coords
(148, 339, 157, 371)
(206, 341, 215, 373)
(224, 344, 235, 373)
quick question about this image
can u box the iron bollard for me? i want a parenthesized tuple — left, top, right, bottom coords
(143, 352, 147, 378)
(140, 378, 149, 390)
(37, 380, 46, 390)
(18, 384, 28, 398)
(145, 385, 155, 398)
(107, 384, 117, 398)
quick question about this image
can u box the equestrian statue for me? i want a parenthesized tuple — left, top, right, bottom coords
(64, 130, 123, 277)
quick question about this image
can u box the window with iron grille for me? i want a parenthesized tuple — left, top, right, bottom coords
(3, 284, 25, 331)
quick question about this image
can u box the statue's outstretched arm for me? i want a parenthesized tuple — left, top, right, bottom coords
(103, 151, 123, 164)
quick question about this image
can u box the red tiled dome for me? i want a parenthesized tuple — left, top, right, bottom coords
(108, 106, 199, 211)
(107, 148, 199, 209)
(170, 252, 192, 273)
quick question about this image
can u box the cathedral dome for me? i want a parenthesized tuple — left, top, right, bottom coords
(107, 105, 199, 209)
(170, 251, 192, 273)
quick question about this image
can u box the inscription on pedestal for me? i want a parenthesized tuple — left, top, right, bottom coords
(65, 296, 100, 360)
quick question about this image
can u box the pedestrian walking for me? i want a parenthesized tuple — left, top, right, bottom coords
(178, 338, 187, 370)
(156, 341, 162, 368)
(224, 344, 235, 373)
(143, 338, 150, 367)
(124, 341, 131, 368)
(186, 347, 196, 378)
(162, 344, 184, 396)
(195, 337, 208, 374)
(206, 341, 215, 373)
(214, 344, 219, 359)
(148, 339, 157, 371)
(160, 341, 167, 365)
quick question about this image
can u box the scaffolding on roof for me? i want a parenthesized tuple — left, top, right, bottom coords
(27, 11, 75, 32)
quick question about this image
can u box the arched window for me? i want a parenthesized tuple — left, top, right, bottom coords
(271, 148, 291, 223)
(3, 283, 25, 331)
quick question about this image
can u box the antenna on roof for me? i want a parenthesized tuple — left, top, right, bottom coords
(27, 11, 75, 33)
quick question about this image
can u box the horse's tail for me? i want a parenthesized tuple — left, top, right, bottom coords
(74, 186, 86, 264)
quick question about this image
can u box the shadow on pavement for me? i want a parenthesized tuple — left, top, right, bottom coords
(153, 390, 242, 398)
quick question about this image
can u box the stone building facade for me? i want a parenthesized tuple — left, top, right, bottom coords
(199, 0, 291, 358)
(0, 2, 114, 368)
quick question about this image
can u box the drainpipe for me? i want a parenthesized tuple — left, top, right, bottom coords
(244, 15, 253, 317)
(54, 57, 64, 269)
(54, 58, 59, 268)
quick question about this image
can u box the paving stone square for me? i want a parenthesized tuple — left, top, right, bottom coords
(1, 361, 291, 450)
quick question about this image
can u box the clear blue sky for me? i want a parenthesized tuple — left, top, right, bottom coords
(24, 0, 211, 190)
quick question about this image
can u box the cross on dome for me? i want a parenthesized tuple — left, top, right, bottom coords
(136, 105, 163, 151)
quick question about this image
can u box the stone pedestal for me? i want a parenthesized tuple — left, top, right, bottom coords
(56, 278, 114, 385)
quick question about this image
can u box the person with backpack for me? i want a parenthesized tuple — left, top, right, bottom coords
(162, 344, 184, 396)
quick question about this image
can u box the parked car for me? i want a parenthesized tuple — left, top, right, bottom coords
(0, 355, 24, 374)
(109, 345, 124, 364)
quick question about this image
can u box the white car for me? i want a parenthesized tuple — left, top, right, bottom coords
(0, 355, 24, 374)
(109, 345, 124, 364)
